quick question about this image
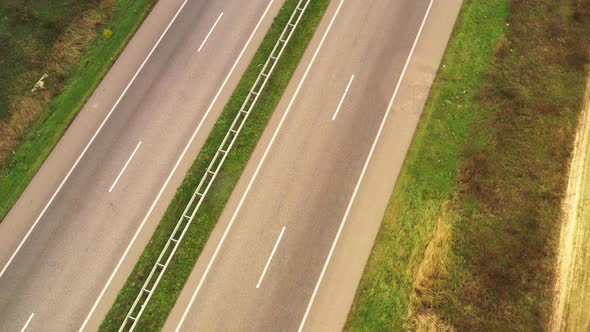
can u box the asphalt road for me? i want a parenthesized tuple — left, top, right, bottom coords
(164, 0, 461, 331)
(0, 0, 286, 330)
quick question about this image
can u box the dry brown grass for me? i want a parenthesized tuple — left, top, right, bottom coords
(415, 312, 455, 332)
(406, 211, 454, 332)
(0, 0, 114, 166)
(493, 35, 510, 58)
(0, 93, 51, 162)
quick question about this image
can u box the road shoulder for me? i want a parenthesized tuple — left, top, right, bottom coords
(301, 1, 462, 330)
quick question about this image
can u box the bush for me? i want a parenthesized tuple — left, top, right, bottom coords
(103, 28, 113, 39)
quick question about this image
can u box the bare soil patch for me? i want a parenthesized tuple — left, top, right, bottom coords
(552, 77, 590, 332)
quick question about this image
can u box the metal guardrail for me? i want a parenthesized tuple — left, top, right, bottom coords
(119, 0, 311, 330)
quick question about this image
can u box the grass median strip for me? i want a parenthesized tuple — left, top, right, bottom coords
(0, 0, 157, 222)
(347, 0, 590, 330)
(99, 0, 330, 330)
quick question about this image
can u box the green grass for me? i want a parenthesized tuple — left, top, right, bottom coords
(0, 0, 156, 222)
(345, 2, 509, 330)
(99, 1, 330, 330)
(347, 0, 590, 330)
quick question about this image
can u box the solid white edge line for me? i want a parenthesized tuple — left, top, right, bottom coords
(256, 226, 286, 289)
(80, 1, 277, 331)
(174, 1, 345, 330)
(0, 0, 192, 281)
(297, 1, 434, 331)
(198, 12, 224, 53)
(108, 141, 142, 193)
(332, 74, 354, 121)
(20, 313, 34, 332)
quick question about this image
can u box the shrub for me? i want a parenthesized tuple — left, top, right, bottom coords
(103, 28, 113, 39)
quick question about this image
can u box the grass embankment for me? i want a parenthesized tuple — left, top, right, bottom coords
(347, 0, 590, 331)
(0, 0, 156, 222)
(99, 1, 330, 330)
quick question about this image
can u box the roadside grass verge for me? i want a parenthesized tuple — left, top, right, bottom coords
(0, 0, 157, 222)
(99, 0, 330, 330)
(347, 0, 590, 330)
(345, 1, 509, 329)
